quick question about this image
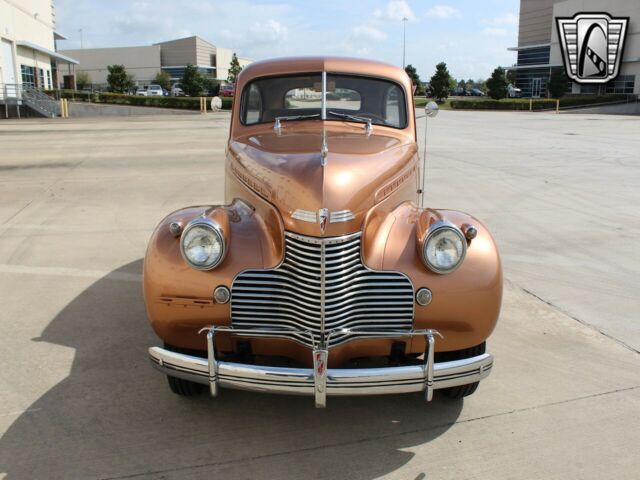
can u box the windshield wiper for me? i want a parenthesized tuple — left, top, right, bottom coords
(274, 113, 320, 130)
(328, 111, 373, 135)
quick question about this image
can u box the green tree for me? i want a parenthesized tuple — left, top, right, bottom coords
(153, 70, 171, 90)
(227, 53, 242, 84)
(202, 76, 221, 95)
(106, 65, 134, 93)
(181, 64, 204, 96)
(548, 67, 567, 98)
(404, 64, 424, 95)
(506, 67, 517, 85)
(75, 71, 91, 90)
(486, 66, 508, 100)
(429, 62, 453, 101)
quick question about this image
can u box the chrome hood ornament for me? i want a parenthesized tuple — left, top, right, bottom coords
(320, 128, 328, 166)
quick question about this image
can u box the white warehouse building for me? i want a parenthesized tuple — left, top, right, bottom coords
(0, 0, 78, 92)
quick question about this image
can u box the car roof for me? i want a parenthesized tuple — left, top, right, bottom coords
(238, 56, 409, 85)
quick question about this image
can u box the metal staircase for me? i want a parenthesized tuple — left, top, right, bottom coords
(1, 84, 60, 118)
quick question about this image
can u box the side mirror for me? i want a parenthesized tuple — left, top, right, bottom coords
(425, 101, 439, 118)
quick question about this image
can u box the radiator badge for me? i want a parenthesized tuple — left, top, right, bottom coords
(556, 12, 629, 84)
(318, 208, 329, 233)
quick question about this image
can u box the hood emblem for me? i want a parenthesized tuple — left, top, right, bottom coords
(318, 208, 329, 233)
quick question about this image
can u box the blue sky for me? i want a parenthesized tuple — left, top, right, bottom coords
(55, 0, 520, 81)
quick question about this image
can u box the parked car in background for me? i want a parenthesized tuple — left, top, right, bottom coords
(145, 57, 502, 408)
(147, 85, 163, 97)
(508, 84, 522, 98)
(135, 87, 148, 96)
(469, 88, 485, 96)
(171, 84, 185, 96)
(219, 84, 235, 97)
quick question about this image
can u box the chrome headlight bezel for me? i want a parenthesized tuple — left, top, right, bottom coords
(179, 219, 226, 271)
(422, 222, 467, 274)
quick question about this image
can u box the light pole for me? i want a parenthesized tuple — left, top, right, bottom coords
(402, 17, 408, 68)
(79, 28, 83, 49)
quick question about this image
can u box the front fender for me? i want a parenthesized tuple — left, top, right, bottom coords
(363, 202, 502, 352)
(143, 198, 284, 350)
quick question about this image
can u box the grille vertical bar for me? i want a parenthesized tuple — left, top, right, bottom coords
(231, 232, 414, 348)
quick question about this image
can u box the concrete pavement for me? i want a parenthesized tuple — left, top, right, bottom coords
(0, 111, 638, 479)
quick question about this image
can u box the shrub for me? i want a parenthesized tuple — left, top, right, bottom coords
(181, 65, 204, 97)
(45, 91, 234, 110)
(76, 72, 91, 90)
(548, 67, 568, 99)
(107, 65, 134, 93)
(486, 67, 508, 100)
(429, 62, 452, 101)
(449, 94, 630, 111)
(153, 71, 171, 90)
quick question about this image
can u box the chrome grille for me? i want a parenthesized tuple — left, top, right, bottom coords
(231, 232, 414, 348)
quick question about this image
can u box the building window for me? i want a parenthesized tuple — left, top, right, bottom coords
(46, 69, 52, 89)
(21, 65, 36, 87)
(605, 75, 635, 94)
(517, 46, 550, 66)
(38, 68, 45, 89)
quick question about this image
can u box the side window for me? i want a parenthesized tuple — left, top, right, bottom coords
(244, 83, 262, 124)
(384, 85, 402, 128)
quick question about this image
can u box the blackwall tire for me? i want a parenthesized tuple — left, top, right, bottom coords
(437, 342, 486, 400)
(167, 375, 204, 397)
(164, 343, 205, 397)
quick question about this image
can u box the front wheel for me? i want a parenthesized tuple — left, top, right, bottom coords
(436, 342, 486, 400)
(164, 343, 205, 397)
(167, 375, 204, 396)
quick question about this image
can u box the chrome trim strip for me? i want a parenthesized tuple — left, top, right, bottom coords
(329, 210, 355, 222)
(291, 209, 317, 223)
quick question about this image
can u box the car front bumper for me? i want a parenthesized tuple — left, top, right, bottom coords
(149, 327, 493, 408)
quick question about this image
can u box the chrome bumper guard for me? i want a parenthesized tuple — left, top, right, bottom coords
(149, 327, 493, 408)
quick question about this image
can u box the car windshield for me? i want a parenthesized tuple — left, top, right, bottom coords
(240, 73, 407, 128)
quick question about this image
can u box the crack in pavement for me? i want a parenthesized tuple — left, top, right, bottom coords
(96, 384, 640, 480)
(516, 283, 640, 355)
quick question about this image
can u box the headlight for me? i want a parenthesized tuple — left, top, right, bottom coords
(422, 224, 466, 274)
(180, 221, 225, 270)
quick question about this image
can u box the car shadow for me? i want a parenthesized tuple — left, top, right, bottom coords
(0, 260, 463, 480)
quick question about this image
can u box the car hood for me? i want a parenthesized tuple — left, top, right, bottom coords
(228, 124, 417, 236)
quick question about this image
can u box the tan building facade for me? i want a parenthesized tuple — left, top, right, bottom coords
(60, 36, 252, 87)
(59, 46, 161, 85)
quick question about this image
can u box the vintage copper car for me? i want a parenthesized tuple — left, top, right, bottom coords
(144, 57, 502, 408)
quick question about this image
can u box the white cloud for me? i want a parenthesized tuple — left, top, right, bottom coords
(351, 25, 388, 41)
(425, 5, 461, 20)
(482, 27, 509, 36)
(485, 13, 518, 26)
(250, 19, 288, 44)
(373, 0, 416, 22)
